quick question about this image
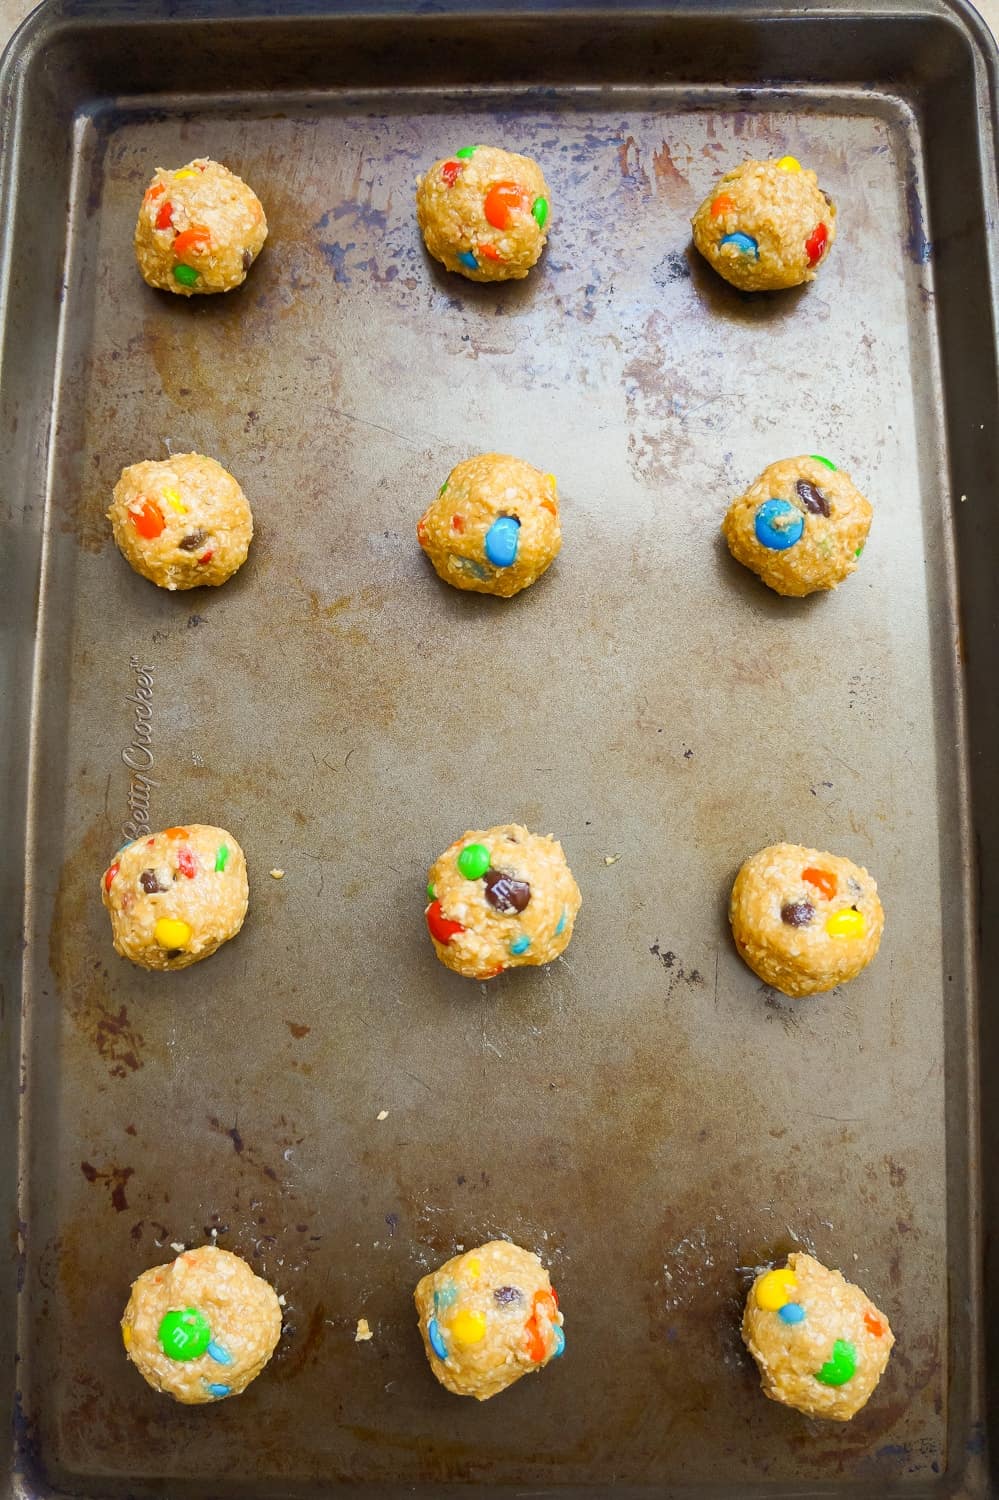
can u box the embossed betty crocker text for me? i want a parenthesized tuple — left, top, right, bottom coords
(121, 656, 158, 842)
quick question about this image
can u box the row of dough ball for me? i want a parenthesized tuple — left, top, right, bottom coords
(107, 449, 872, 600)
(122, 1242, 893, 1421)
(101, 826, 882, 999)
(133, 151, 835, 297)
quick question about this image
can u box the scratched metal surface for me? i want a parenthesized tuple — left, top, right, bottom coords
(4, 4, 993, 1498)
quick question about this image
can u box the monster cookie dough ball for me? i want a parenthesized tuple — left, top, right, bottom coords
(722, 455, 871, 597)
(108, 453, 253, 590)
(743, 1252, 894, 1421)
(730, 843, 884, 998)
(415, 1240, 564, 1400)
(135, 158, 267, 296)
(425, 824, 581, 981)
(418, 454, 560, 598)
(416, 144, 551, 282)
(102, 824, 249, 971)
(121, 1245, 281, 1404)
(692, 156, 836, 292)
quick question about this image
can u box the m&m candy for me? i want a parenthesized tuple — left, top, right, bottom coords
(484, 515, 521, 568)
(427, 1316, 448, 1360)
(754, 498, 804, 551)
(756, 1269, 798, 1311)
(426, 900, 465, 945)
(806, 222, 829, 266)
(451, 1309, 487, 1345)
(154, 917, 192, 951)
(814, 1338, 857, 1386)
(457, 843, 490, 880)
(720, 231, 759, 259)
(484, 181, 528, 230)
(802, 867, 837, 900)
(158, 1307, 212, 1361)
(825, 908, 866, 939)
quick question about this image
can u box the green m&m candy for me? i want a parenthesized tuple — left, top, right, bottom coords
(158, 1307, 212, 1361)
(814, 1338, 856, 1387)
(457, 843, 490, 880)
(173, 263, 199, 287)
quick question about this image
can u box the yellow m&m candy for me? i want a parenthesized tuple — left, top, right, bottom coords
(450, 1309, 487, 1345)
(825, 908, 866, 939)
(756, 1268, 798, 1311)
(154, 917, 192, 950)
(776, 155, 802, 172)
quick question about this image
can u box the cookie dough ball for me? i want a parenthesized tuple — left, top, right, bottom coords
(102, 824, 249, 971)
(416, 144, 550, 282)
(425, 823, 581, 981)
(418, 454, 561, 598)
(107, 453, 253, 590)
(743, 1252, 894, 1421)
(692, 156, 835, 292)
(135, 158, 267, 296)
(415, 1240, 564, 1400)
(729, 843, 884, 997)
(121, 1245, 281, 1404)
(721, 455, 871, 597)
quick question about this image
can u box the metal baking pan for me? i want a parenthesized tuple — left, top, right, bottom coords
(2, 0, 997, 1494)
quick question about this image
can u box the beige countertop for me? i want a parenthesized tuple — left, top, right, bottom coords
(2, 0, 998, 54)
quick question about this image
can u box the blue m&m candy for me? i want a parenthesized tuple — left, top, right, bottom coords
(458, 250, 478, 270)
(754, 498, 804, 550)
(719, 231, 759, 259)
(484, 515, 521, 568)
(510, 934, 531, 955)
(428, 1316, 448, 1360)
(779, 1301, 806, 1325)
(552, 1324, 566, 1357)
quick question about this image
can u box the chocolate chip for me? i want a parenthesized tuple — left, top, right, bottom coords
(139, 869, 164, 894)
(822, 189, 834, 209)
(483, 869, 531, 913)
(179, 529, 208, 551)
(242, 249, 253, 271)
(166, 949, 183, 960)
(494, 1286, 522, 1305)
(796, 479, 830, 517)
(781, 900, 815, 927)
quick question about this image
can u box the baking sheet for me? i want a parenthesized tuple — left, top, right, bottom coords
(3, 1, 997, 1495)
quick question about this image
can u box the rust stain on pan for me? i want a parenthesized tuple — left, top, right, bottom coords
(80, 1160, 134, 1212)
